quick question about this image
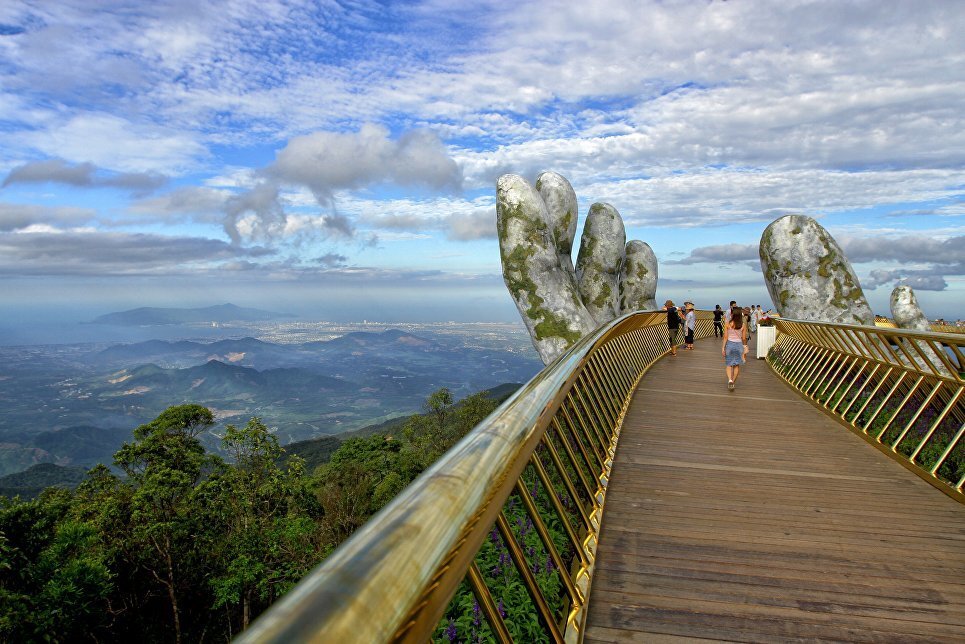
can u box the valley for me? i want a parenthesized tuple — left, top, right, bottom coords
(0, 320, 541, 477)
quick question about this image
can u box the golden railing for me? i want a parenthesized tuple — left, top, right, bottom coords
(768, 318, 965, 501)
(238, 310, 714, 643)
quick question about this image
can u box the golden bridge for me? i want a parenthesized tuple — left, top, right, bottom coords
(239, 312, 965, 642)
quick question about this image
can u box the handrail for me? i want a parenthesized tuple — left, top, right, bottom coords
(238, 309, 714, 643)
(768, 318, 964, 501)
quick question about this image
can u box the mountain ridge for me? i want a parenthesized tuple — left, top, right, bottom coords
(92, 303, 294, 326)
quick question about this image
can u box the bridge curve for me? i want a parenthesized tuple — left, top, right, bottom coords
(240, 311, 963, 643)
(586, 337, 965, 642)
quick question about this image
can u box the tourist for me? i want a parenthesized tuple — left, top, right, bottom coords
(722, 306, 747, 391)
(713, 304, 724, 338)
(684, 302, 696, 350)
(663, 299, 683, 356)
(724, 300, 737, 324)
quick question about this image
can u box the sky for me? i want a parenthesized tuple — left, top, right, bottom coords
(1, 0, 963, 333)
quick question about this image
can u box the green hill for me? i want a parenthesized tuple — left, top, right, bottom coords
(0, 463, 87, 499)
(280, 382, 522, 471)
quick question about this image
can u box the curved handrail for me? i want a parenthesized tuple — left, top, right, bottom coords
(769, 317, 964, 500)
(238, 309, 714, 643)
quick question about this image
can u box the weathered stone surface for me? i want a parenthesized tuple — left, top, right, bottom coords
(890, 285, 930, 331)
(759, 215, 873, 325)
(536, 171, 578, 281)
(576, 203, 626, 325)
(620, 240, 658, 312)
(496, 174, 596, 364)
(889, 285, 950, 376)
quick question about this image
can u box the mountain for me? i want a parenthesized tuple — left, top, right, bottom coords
(0, 463, 87, 499)
(92, 303, 293, 326)
(279, 382, 523, 471)
(95, 337, 289, 369)
(106, 360, 356, 401)
(32, 425, 132, 465)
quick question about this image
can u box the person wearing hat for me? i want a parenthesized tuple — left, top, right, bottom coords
(684, 302, 696, 350)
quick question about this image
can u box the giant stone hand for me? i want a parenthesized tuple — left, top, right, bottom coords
(497, 172, 657, 365)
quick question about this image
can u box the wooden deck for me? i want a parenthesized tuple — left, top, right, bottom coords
(584, 335, 965, 643)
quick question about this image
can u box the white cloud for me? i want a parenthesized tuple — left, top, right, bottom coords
(268, 124, 462, 200)
(16, 112, 208, 174)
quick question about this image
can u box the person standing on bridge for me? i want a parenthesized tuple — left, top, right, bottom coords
(724, 300, 737, 324)
(684, 302, 696, 350)
(713, 304, 724, 338)
(663, 299, 683, 356)
(722, 306, 747, 390)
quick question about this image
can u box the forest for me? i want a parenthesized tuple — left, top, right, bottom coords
(0, 388, 502, 642)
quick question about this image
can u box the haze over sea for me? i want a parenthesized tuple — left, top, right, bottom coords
(0, 1, 963, 338)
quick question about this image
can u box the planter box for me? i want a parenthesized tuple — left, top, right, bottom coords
(756, 325, 777, 359)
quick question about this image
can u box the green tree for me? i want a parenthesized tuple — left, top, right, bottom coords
(0, 488, 111, 641)
(210, 417, 323, 634)
(111, 404, 216, 644)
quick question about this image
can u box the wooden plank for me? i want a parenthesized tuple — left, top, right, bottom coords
(585, 336, 965, 642)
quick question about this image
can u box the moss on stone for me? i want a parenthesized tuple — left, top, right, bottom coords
(760, 225, 774, 254)
(556, 210, 573, 251)
(576, 232, 598, 274)
(592, 282, 612, 308)
(779, 289, 791, 308)
(817, 249, 837, 278)
(534, 314, 582, 344)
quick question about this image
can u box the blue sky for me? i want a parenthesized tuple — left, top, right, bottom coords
(1, 0, 963, 327)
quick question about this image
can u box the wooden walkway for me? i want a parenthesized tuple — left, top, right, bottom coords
(584, 336, 965, 643)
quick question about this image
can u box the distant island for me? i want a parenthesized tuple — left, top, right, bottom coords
(92, 303, 294, 326)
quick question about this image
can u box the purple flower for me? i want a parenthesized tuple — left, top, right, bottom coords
(445, 618, 458, 642)
(473, 600, 481, 627)
(497, 599, 506, 618)
(546, 557, 556, 573)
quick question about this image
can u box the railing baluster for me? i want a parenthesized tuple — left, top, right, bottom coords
(839, 362, 879, 419)
(467, 561, 512, 643)
(909, 387, 963, 464)
(890, 381, 943, 453)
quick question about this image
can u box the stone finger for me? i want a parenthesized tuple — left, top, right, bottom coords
(620, 240, 658, 312)
(760, 214, 873, 325)
(535, 171, 579, 283)
(576, 202, 626, 325)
